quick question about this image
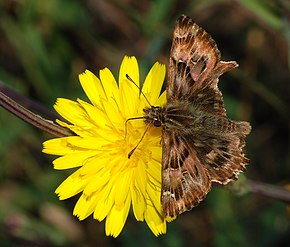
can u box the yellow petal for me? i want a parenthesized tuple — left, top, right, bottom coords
(142, 62, 166, 104)
(83, 168, 111, 195)
(156, 90, 167, 106)
(99, 68, 119, 103)
(114, 169, 133, 207)
(53, 150, 99, 170)
(147, 158, 162, 187)
(74, 193, 98, 220)
(118, 56, 140, 117)
(79, 70, 106, 106)
(66, 136, 109, 150)
(145, 199, 166, 236)
(105, 192, 131, 237)
(42, 137, 75, 155)
(55, 170, 88, 199)
(93, 183, 114, 221)
(77, 99, 110, 129)
(54, 98, 86, 125)
(119, 56, 139, 89)
(80, 155, 108, 175)
(131, 183, 146, 221)
(119, 76, 140, 117)
(102, 100, 126, 131)
(146, 180, 162, 215)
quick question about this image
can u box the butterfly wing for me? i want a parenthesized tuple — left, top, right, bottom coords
(161, 15, 251, 216)
(161, 130, 211, 217)
(183, 118, 251, 185)
(167, 15, 238, 116)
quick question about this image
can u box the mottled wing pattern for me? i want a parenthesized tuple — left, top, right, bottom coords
(167, 15, 237, 116)
(182, 118, 250, 185)
(162, 131, 211, 217)
(161, 15, 251, 217)
(167, 16, 219, 97)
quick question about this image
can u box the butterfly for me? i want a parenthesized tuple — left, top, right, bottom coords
(143, 15, 251, 218)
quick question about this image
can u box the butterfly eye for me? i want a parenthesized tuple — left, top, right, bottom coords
(153, 120, 162, 127)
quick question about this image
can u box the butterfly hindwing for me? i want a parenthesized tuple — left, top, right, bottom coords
(161, 130, 211, 217)
(186, 118, 251, 184)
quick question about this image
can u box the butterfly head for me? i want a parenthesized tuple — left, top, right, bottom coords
(143, 106, 164, 127)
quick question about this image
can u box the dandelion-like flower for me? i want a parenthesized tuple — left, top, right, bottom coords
(43, 56, 168, 237)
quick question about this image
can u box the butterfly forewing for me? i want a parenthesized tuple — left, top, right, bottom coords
(143, 15, 251, 218)
(167, 15, 220, 101)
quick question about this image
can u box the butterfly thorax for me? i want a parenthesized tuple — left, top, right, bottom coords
(143, 106, 165, 127)
(144, 102, 209, 133)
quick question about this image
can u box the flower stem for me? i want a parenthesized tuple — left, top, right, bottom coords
(0, 82, 73, 137)
(247, 179, 290, 203)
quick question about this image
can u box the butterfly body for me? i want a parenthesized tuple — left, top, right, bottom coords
(144, 15, 251, 218)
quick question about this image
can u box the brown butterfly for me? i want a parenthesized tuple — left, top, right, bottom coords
(143, 15, 251, 218)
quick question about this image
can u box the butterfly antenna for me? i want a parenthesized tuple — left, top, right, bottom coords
(124, 116, 145, 140)
(126, 74, 152, 107)
(128, 124, 151, 159)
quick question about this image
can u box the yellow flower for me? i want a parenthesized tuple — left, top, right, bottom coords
(43, 56, 167, 237)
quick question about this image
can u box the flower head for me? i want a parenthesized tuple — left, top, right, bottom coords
(43, 56, 167, 237)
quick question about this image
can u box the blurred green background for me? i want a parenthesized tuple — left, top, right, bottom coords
(0, 0, 289, 246)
